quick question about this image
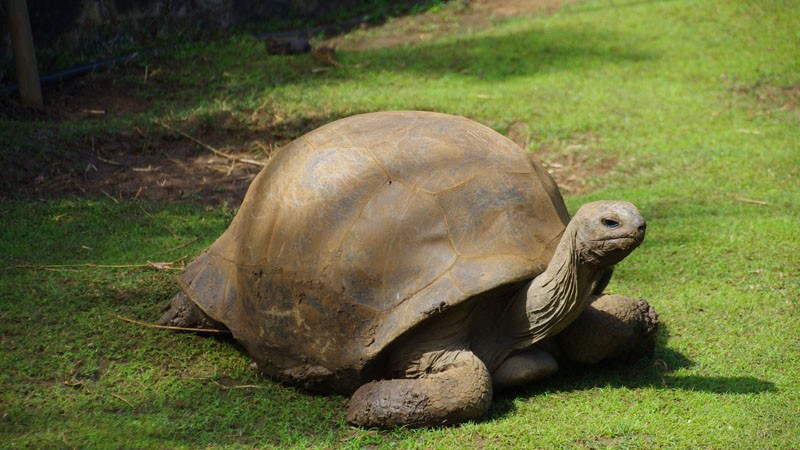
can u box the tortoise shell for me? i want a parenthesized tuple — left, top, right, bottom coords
(179, 111, 571, 392)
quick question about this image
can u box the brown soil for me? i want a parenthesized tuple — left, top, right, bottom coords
(1, 0, 594, 207)
(330, 0, 576, 51)
(0, 76, 328, 206)
(471, 0, 569, 16)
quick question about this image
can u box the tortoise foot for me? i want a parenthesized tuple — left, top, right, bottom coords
(158, 291, 226, 331)
(346, 351, 492, 428)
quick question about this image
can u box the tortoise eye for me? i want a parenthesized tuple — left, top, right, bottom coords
(601, 218, 620, 229)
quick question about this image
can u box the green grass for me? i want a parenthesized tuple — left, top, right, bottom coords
(1, 0, 798, 448)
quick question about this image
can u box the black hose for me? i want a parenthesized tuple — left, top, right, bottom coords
(0, 51, 148, 96)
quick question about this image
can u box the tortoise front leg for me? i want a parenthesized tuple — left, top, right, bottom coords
(346, 351, 492, 428)
(556, 294, 658, 364)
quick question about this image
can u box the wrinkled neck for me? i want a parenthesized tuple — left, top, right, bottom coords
(508, 221, 599, 345)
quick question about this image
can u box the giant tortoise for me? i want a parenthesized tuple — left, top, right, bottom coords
(160, 111, 657, 428)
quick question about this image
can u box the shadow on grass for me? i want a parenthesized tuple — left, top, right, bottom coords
(339, 23, 655, 82)
(0, 112, 351, 206)
(142, 3, 656, 95)
(99, 10, 657, 120)
(491, 360, 776, 423)
(489, 323, 776, 421)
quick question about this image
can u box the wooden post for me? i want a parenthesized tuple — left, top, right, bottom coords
(5, 0, 42, 107)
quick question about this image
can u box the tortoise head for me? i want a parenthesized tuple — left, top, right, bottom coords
(571, 201, 646, 268)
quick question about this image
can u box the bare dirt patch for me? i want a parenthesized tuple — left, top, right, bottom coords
(745, 82, 800, 117)
(0, 128, 262, 206)
(0, 70, 335, 205)
(0, 107, 330, 206)
(471, 0, 572, 17)
(1, 76, 151, 123)
(331, 0, 576, 51)
(52, 78, 153, 122)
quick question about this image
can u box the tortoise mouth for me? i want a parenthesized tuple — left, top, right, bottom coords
(583, 235, 643, 266)
(593, 235, 643, 248)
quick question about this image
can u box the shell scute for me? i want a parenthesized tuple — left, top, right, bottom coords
(435, 171, 562, 260)
(331, 181, 457, 312)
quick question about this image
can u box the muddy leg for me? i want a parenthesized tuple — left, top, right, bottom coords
(556, 294, 658, 364)
(346, 351, 492, 428)
(158, 291, 226, 330)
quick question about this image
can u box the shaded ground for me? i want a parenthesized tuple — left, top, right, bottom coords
(1, 0, 620, 205)
(0, 74, 332, 206)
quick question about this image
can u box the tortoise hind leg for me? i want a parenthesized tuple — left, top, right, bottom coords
(158, 291, 227, 331)
(346, 351, 492, 428)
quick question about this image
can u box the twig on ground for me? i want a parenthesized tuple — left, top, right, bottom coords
(137, 203, 154, 217)
(162, 224, 182, 240)
(254, 141, 276, 158)
(101, 190, 120, 203)
(63, 378, 84, 388)
(237, 157, 266, 166)
(112, 314, 231, 334)
(734, 196, 768, 206)
(111, 393, 134, 408)
(96, 155, 123, 166)
(131, 165, 160, 172)
(60, 434, 76, 450)
(3, 257, 186, 271)
(153, 120, 266, 167)
(158, 149, 185, 166)
(654, 359, 670, 387)
(162, 237, 200, 254)
(146, 260, 181, 270)
(199, 378, 265, 390)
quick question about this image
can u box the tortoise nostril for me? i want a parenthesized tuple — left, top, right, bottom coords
(638, 223, 647, 233)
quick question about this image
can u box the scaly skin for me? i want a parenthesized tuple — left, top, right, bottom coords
(556, 294, 659, 364)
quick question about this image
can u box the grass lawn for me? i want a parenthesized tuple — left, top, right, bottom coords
(1, 0, 798, 448)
